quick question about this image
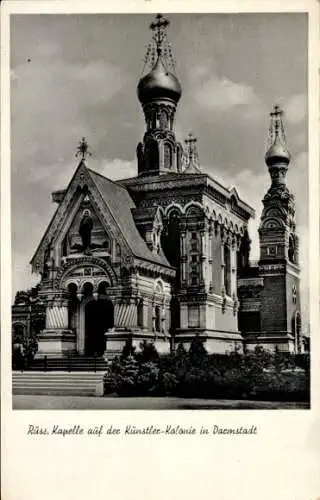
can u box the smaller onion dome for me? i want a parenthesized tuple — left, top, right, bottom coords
(137, 56, 182, 105)
(265, 134, 291, 166)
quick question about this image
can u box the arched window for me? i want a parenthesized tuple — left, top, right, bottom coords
(224, 244, 231, 296)
(97, 281, 109, 296)
(137, 300, 144, 328)
(137, 142, 144, 173)
(188, 232, 200, 286)
(83, 282, 93, 298)
(159, 110, 168, 129)
(163, 143, 173, 169)
(152, 111, 157, 129)
(155, 306, 161, 332)
(288, 235, 295, 264)
(146, 140, 159, 171)
(62, 236, 68, 257)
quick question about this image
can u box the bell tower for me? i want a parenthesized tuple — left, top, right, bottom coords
(258, 105, 302, 352)
(136, 14, 184, 176)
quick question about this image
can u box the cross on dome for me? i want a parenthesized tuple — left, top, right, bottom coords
(142, 13, 176, 73)
(150, 14, 170, 55)
(269, 104, 286, 141)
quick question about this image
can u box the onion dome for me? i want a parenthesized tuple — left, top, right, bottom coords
(137, 56, 182, 104)
(265, 133, 291, 166)
(265, 105, 291, 167)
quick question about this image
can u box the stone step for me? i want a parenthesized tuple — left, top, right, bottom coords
(12, 372, 105, 396)
(12, 372, 103, 382)
(20, 357, 110, 372)
(12, 371, 101, 379)
(12, 387, 97, 396)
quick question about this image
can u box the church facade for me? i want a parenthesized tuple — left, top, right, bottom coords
(12, 15, 303, 359)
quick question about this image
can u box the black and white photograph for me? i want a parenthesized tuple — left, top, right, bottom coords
(9, 12, 311, 410)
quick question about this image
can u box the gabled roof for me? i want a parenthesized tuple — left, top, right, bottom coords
(87, 168, 171, 267)
(31, 162, 172, 272)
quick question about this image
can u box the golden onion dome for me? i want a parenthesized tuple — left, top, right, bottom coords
(137, 56, 182, 104)
(265, 134, 291, 166)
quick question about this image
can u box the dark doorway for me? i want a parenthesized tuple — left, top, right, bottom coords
(85, 299, 114, 356)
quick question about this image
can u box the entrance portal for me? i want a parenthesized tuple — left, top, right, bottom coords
(85, 299, 114, 356)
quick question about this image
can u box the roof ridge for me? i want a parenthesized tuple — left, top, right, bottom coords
(87, 167, 130, 192)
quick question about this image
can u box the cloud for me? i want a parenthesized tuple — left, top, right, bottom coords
(190, 74, 263, 115)
(285, 93, 307, 124)
(98, 158, 137, 180)
(11, 57, 126, 170)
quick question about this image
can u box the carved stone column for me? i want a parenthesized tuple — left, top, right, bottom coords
(45, 292, 69, 329)
(37, 291, 76, 358)
(142, 298, 149, 330)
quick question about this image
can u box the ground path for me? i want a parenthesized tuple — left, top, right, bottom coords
(13, 395, 308, 410)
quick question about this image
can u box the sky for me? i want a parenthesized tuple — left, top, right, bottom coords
(10, 13, 309, 325)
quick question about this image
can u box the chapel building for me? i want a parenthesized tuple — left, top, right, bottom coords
(12, 14, 303, 358)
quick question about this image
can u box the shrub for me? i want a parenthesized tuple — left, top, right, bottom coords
(176, 343, 187, 356)
(104, 355, 160, 397)
(188, 336, 207, 366)
(135, 361, 160, 395)
(294, 353, 310, 372)
(136, 340, 159, 363)
(253, 371, 309, 402)
(103, 344, 310, 402)
(159, 372, 179, 395)
(104, 356, 139, 396)
(121, 337, 136, 359)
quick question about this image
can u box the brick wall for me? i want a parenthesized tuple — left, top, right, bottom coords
(260, 274, 287, 332)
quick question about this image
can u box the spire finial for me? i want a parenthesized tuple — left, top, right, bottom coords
(150, 14, 169, 55)
(141, 14, 176, 73)
(267, 104, 287, 148)
(183, 132, 201, 172)
(75, 137, 92, 162)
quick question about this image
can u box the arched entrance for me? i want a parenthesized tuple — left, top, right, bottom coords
(84, 284, 114, 356)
